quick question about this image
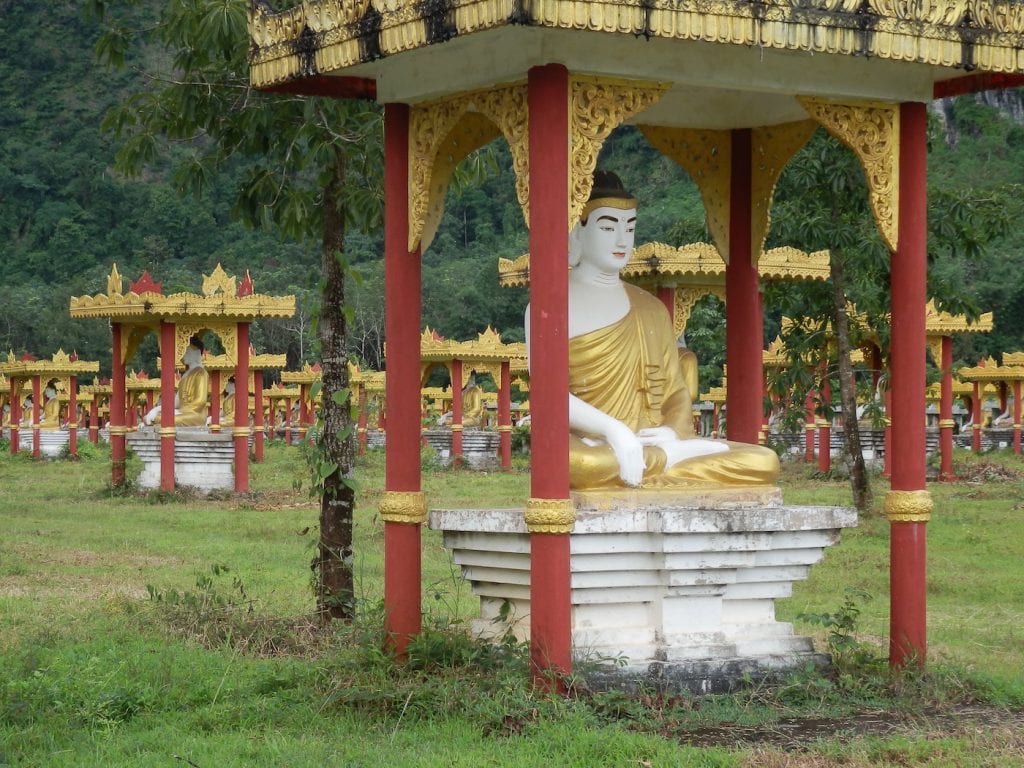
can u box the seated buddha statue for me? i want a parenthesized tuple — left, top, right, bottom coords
(144, 340, 210, 427)
(462, 371, 484, 428)
(527, 170, 780, 491)
(38, 383, 62, 430)
(221, 379, 237, 422)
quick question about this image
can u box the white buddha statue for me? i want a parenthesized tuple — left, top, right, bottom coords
(144, 339, 210, 427)
(527, 170, 779, 490)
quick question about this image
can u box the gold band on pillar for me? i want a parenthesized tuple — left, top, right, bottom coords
(496, 425, 513, 432)
(357, 427, 367, 433)
(450, 424, 463, 432)
(816, 419, 831, 428)
(884, 418, 893, 427)
(158, 427, 176, 437)
(525, 498, 576, 534)
(804, 422, 815, 431)
(884, 490, 933, 523)
(1014, 424, 1022, 430)
(379, 491, 427, 524)
(938, 419, 955, 428)
(232, 427, 251, 437)
(108, 426, 130, 436)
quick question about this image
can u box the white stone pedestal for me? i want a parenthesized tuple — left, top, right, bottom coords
(423, 428, 500, 469)
(127, 428, 235, 493)
(15, 429, 81, 458)
(429, 490, 857, 693)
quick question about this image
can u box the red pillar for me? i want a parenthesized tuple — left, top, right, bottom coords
(357, 386, 368, 456)
(998, 381, 1008, 415)
(818, 375, 831, 474)
(158, 321, 176, 491)
(938, 336, 955, 480)
(527, 63, 573, 686)
(725, 128, 762, 443)
(89, 395, 99, 445)
(284, 397, 293, 445)
(971, 383, 981, 452)
(253, 370, 265, 463)
(888, 101, 929, 669)
(656, 286, 674, 319)
(9, 377, 20, 455)
(31, 375, 41, 459)
(499, 360, 512, 470)
(382, 102, 423, 657)
(234, 324, 250, 493)
(68, 375, 78, 457)
(804, 389, 816, 463)
(210, 370, 222, 433)
(712, 403, 721, 438)
(1013, 380, 1021, 455)
(110, 323, 127, 485)
(298, 384, 309, 442)
(450, 359, 463, 466)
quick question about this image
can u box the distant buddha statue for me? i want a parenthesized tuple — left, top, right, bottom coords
(462, 371, 484, 428)
(221, 378, 237, 422)
(991, 399, 1013, 427)
(144, 339, 210, 427)
(527, 170, 779, 491)
(38, 382, 62, 430)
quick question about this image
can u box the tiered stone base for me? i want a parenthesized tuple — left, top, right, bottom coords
(127, 428, 235, 493)
(430, 488, 857, 693)
(422, 428, 500, 469)
(9, 429, 86, 458)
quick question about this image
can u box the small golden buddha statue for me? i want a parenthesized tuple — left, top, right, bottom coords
(527, 170, 779, 491)
(38, 382, 62, 430)
(461, 371, 484, 428)
(144, 339, 210, 427)
(221, 378, 236, 422)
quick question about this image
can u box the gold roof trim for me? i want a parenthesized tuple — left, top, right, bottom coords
(204, 353, 289, 371)
(959, 357, 1024, 381)
(924, 300, 995, 335)
(0, 350, 100, 377)
(248, 0, 1024, 90)
(419, 326, 527, 363)
(281, 362, 324, 385)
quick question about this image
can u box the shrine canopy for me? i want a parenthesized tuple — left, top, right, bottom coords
(924, 299, 994, 362)
(959, 356, 1024, 386)
(69, 264, 296, 365)
(500, 244, 829, 337)
(418, 327, 527, 389)
(0, 350, 99, 387)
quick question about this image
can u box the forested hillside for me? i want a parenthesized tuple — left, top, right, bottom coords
(2, 2, 1023, 384)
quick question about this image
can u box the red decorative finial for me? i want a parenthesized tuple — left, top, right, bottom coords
(237, 270, 255, 297)
(70, 351, 79, 362)
(18, 352, 35, 361)
(130, 271, 163, 295)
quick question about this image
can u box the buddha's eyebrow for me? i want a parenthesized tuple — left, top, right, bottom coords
(596, 215, 637, 224)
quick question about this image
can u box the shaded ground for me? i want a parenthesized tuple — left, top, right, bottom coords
(675, 705, 1024, 750)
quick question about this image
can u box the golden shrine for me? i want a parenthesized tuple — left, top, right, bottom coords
(204, 348, 288, 462)
(418, 326, 525, 469)
(281, 362, 323, 444)
(69, 264, 295, 493)
(264, 382, 302, 444)
(0, 350, 99, 459)
(959, 354, 1024, 455)
(79, 378, 113, 445)
(247, 0, 1024, 682)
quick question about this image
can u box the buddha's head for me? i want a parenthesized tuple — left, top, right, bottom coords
(569, 170, 637, 271)
(182, 337, 205, 369)
(44, 382, 57, 400)
(225, 377, 236, 396)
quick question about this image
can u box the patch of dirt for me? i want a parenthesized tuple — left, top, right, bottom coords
(954, 461, 1024, 483)
(674, 705, 1024, 751)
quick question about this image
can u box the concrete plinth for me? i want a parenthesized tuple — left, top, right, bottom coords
(430, 491, 857, 693)
(423, 428, 500, 469)
(127, 428, 235, 493)
(17, 429, 78, 458)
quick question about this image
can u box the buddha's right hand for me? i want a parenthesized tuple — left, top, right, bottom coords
(605, 421, 645, 486)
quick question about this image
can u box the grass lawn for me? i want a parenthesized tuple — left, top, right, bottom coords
(1, 441, 1022, 767)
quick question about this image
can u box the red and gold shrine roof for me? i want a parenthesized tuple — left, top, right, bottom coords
(0, 349, 100, 379)
(281, 362, 323, 385)
(959, 356, 1024, 382)
(69, 264, 296, 323)
(924, 300, 994, 336)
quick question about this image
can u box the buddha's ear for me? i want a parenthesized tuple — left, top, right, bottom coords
(568, 222, 584, 267)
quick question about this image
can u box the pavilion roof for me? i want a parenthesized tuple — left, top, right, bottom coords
(80, 379, 113, 397)
(926, 380, 974, 401)
(959, 356, 1024, 382)
(265, 384, 302, 399)
(69, 264, 296, 323)
(418, 326, 527, 364)
(281, 362, 323, 385)
(0, 349, 99, 378)
(204, 352, 289, 372)
(126, 370, 161, 391)
(924, 300, 994, 335)
(498, 243, 829, 288)
(248, 1, 1024, 94)
(699, 384, 727, 405)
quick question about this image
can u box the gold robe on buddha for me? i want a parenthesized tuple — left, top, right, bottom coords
(38, 396, 62, 430)
(153, 367, 210, 427)
(462, 385, 483, 428)
(569, 284, 779, 490)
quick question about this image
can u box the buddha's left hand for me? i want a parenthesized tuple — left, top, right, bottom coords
(636, 426, 679, 446)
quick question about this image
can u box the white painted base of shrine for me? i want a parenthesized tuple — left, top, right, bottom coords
(423, 428, 500, 470)
(127, 428, 235, 493)
(430, 491, 857, 693)
(10, 429, 87, 458)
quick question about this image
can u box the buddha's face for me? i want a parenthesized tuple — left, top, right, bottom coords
(576, 206, 637, 273)
(182, 345, 203, 369)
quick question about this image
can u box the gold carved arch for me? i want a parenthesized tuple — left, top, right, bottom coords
(174, 323, 238, 368)
(639, 120, 815, 264)
(798, 98, 899, 252)
(408, 83, 529, 253)
(674, 286, 727, 338)
(120, 323, 158, 366)
(569, 76, 667, 227)
(927, 335, 945, 369)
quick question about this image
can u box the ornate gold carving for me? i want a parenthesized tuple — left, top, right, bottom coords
(799, 99, 900, 252)
(525, 497, 576, 534)
(674, 286, 726, 337)
(107, 264, 123, 296)
(174, 323, 238, 369)
(408, 84, 529, 252)
(751, 121, 817, 260)
(639, 126, 732, 262)
(925, 300, 994, 335)
(927, 337, 944, 369)
(379, 490, 427, 524)
(202, 264, 237, 297)
(884, 489, 933, 523)
(569, 76, 666, 228)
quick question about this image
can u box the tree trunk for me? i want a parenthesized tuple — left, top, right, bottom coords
(830, 254, 872, 512)
(315, 147, 356, 621)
